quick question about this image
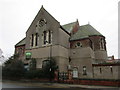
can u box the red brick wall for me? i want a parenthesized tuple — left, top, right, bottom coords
(70, 35, 106, 51)
(15, 45, 25, 60)
(89, 35, 106, 51)
(58, 79, 120, 87)
(70, 38, 92, 49)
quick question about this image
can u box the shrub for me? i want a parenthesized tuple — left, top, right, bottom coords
(2, 55, 25, 79)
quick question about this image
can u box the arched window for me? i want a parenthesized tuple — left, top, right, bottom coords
(100, 38, 105, 50)
(48, 30, 52, 44)
(110, 66, 113, 74)
(73, 67, 78, 78)
(42, 30, 52, 45)
(30, 33, 39, 47)
(83, 66, 87, 75)
(43, 31, 47, 44)
(31, 34, 34, 47)
(35, 33, 39, 46)
(42, 60, 50, 68)
(100, 68, 102, 74)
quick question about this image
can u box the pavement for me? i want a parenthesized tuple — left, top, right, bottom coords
(2, 80, 120, 89)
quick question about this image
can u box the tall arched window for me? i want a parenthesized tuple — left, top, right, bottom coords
(30, 33, 39, 47)
(31, 34, 34, 47)
(48, 30, 52, 44)
(43, 31, 47, 44)
(43, 30, 52, 45)
(35, 33, 39, 46)
(100, 38, 105, 50)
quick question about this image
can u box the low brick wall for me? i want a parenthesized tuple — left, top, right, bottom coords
(57, 79, 120, 87)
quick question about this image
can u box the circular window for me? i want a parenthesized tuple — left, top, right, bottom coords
(77, 42, 80, 46)
(38, 19, 47, 27)
(76, 42, 82, 47)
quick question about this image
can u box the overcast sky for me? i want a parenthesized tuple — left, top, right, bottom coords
(0, 0, 119, 59)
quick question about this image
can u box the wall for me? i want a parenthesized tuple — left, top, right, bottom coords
(70, 39, 92, 49)
(25, 7, 71, 72)
(25, 7, 60, 50)
(70, 47, 95, 59)
(89, 36, 108, 62)
(70, 47, 95, 78)
(93, 64, 120, 80)
(58, 79, 120, 87)
(58, 28, 70, 48)
(15, 45, 25, 61)
(25, 45, 69, 72)
(94, 51, 108, 63)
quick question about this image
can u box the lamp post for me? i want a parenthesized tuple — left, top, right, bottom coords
(45, 41, 52, 81)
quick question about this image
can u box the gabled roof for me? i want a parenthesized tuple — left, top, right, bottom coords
(15, 38, 25, 47)
(15, 24, 103, 46)
(70, 24, 103, 41)
(26, 6, 60, 33)
(62, 21, 76, 33)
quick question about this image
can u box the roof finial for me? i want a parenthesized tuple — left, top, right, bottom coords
(88, 21, 90, 24)
(76, 19, 78, 22)
(76, 18, 79, 25)
(40, 5, 44, 11)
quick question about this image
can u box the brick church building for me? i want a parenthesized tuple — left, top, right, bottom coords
(15, 6, 120, 86)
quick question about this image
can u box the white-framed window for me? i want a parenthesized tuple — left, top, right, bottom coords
(75, 42, 82, 48)
(83, 66, 87, 75)
(110, 66, 113, 73)
(30, 33, 39, 48)
(99, 38, 105, 50)
(73, 67, 78, 78)
(31, 34, 34, 47)
(43, 31, 47, 44)
(42, 30, 52, 45)
(35, 33, 39, 46)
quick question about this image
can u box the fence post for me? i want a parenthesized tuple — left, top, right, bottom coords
(54, 70, 59, 82)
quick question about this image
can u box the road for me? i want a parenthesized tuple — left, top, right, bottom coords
(2, 82, 97, 90)
(2, 83, 36, 88)
(1, 82, 119, 90)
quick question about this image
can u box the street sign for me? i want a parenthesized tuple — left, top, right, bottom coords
(25, 52, 32, 59)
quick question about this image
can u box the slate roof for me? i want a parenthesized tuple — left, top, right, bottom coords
(15, 38, 25, 47)
(70, 24, 103, 41)
(15, 23, 103, 46)
(62, 22, 76, 33)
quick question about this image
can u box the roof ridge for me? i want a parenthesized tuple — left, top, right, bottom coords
(15, 38, 25, 46)
(26, 5, 60, 33)
(79, 24, 90, 27)
(70, 24, 103, 41)
(62, 21, 76, 26)
(42, 6, 60, 24)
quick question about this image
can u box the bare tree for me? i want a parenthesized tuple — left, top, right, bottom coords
(0, 48, 5, 65)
